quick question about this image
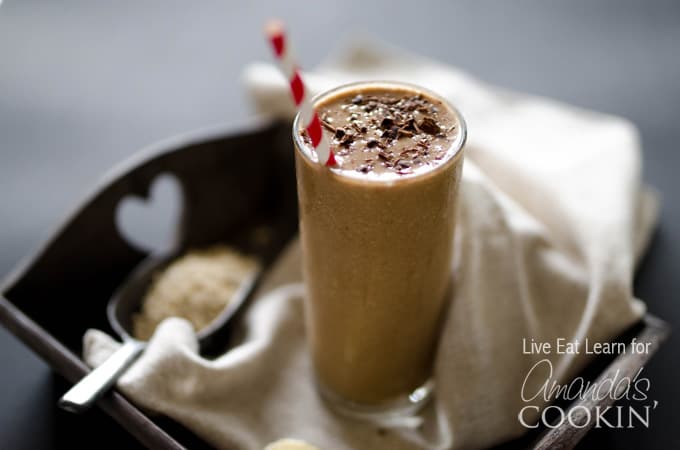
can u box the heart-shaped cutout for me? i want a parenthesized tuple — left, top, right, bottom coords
(115, 173, 184, 254)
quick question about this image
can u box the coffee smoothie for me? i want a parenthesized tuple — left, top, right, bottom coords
(293, 82, 466, 414)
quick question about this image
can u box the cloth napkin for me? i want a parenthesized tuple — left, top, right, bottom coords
(83, 40, 659, 450)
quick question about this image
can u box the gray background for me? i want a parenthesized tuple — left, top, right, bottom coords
(1, 0, 678, 448)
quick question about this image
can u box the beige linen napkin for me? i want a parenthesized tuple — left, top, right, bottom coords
(83, 40, 659, 450)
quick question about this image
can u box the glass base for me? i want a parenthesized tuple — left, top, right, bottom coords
(317, 379, 434, 423)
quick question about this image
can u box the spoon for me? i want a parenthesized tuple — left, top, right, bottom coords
(58, 251, 259, 413)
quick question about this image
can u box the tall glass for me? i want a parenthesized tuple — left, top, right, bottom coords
(293, 81, 466, 418)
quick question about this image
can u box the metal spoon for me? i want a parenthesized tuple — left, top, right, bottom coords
(58, 251, 259, 413)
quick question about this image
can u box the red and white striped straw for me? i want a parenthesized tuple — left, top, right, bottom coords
(264, 20, 336, 167)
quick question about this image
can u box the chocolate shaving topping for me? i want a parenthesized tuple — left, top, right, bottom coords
(340, 133, 354, 147)
(418, 117, 440, 135)
(403, 118, 417, 132)
(357, 163, 372, 173)
(396, 159, 411, 169)
(397, 128, 413, 138)
(380, 117, 394, 129)
(382, 126, 399, 140)
(321, 118, 336, 133)
(314, 90, 455, 175)
(363, 102, 377, 113)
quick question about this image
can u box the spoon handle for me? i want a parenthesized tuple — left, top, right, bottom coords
(58, 340, 145, 413)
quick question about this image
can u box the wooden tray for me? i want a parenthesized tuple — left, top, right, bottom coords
(0, 120, 669, 449)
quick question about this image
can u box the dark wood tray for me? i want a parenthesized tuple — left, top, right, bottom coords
(0, 119, 669, 450)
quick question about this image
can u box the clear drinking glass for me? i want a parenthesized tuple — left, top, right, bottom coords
(293, 81, 467, 418)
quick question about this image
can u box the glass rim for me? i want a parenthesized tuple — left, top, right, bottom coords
(292, 80, 467, 183)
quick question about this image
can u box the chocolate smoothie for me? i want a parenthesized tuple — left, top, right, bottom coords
(293, 82, 466, 412)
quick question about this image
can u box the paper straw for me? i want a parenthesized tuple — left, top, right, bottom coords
(264, 20, 336, 167)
